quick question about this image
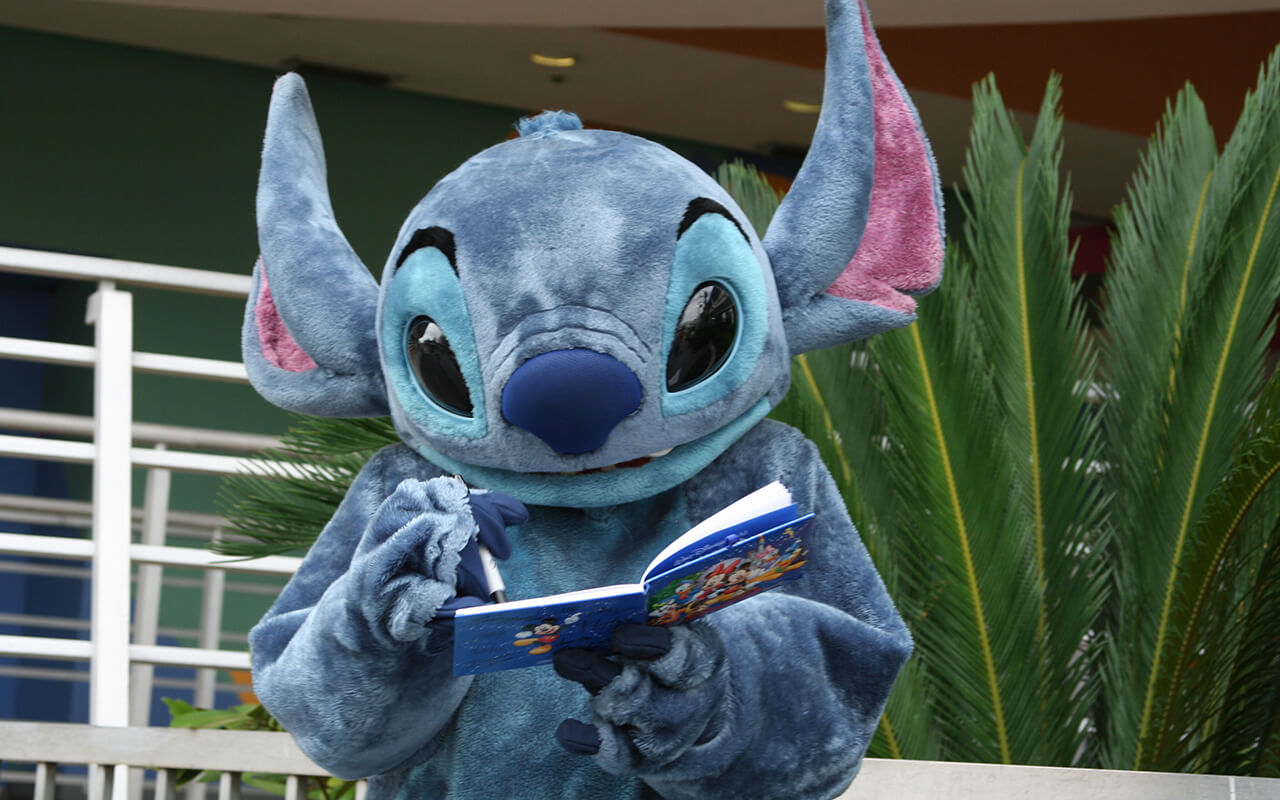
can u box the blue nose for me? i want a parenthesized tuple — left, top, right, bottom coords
(501, 349, 642, 454)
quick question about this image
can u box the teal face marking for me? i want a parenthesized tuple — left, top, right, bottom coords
(661, 213, 769, 417)
(415, 397, 772, 508)
(381, 247, 487, 439)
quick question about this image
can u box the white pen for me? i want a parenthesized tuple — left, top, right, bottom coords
(454, 474, 508, 603)
(478, 543, 507, 604)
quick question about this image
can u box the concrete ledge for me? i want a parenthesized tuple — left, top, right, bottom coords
(848, 757, 1279, 799)
(0, 721, 325, 775)
(2, 722, 1277, 798)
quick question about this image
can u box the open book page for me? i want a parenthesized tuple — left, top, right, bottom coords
(453, 587, 646, 675)
(642, 513, 815, 626)
(453, 481, 810, 676)
(456, 583, 639, 615)
(642, 481, 795, 581)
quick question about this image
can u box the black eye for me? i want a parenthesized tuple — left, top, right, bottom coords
(407, 316, 472, 416)
(667, 282, 738, 392)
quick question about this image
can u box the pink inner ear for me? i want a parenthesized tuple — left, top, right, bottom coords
(826, 4, 945, 315)
(255, 259, 319, 373)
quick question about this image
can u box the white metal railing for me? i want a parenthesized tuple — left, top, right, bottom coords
(0, 247, 310, 800)
(0, 720, 366, 800)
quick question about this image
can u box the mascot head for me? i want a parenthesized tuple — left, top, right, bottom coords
(242, 0, 943, 507)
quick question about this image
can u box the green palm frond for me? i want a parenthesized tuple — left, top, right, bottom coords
(1150, 372, 1280, 769)
(771, 343, 894, 564)
(215, 415, 398, 557)
(869, 242, 1033, 764)
(1194, 511, 1280, 777)
(713, 160, 782, 237)
(733, 158, 932, 757)
(774, 343, 933, 758)
(959, 74, 1108, 764)
(1095, 81, 1220, 771)
(1101, 47, 1280, 770)
(872, 656, 942, 761)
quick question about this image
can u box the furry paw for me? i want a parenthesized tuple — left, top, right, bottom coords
(554, 623, 728, 771)
(347, 477, 476, 645)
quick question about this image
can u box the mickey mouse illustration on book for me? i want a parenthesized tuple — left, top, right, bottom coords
(514, 613, 581, 656)
(241, 0, 943, 797)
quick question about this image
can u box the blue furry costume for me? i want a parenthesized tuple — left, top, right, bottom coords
(242, 1, 944, 797)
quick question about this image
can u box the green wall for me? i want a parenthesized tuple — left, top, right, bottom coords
(0, 25, 736, 518)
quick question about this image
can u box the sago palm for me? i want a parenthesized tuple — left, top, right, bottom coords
(775, 50, 1280, 774)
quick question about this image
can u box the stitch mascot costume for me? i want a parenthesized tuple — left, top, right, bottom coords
(243, 0, 943, 797)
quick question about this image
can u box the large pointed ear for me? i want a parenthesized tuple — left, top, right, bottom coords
(242, 73, 389, 417)
(764, 0, 944, 356)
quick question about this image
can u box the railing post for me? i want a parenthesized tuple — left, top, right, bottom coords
(186, 527, 227, 800)
(195, 528, 227, 710)
(34, 761, 57, 800)
(86, 282, 134, 800)
(131, 447, 171, 726)
(131, 448, 171, 800)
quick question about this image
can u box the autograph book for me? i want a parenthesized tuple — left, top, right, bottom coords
(454, 481, 814, 675)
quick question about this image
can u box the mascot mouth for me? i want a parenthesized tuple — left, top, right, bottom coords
(549, 448, 674, 476)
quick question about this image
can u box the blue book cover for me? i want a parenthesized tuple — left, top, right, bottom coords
(454, 482, 813, 675)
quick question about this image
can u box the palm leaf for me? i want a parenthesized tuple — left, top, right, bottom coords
(714, 160, 783, 238)
(736, 154, 926, 754)
(1095, 81, 1221, 770)
(1150, 371, 1280, 768)
(1102, 47, 1280, 770)
(215, 415, 398, 557)
(960, 74, 1108, 764)
(1195, 510, 1280, 777)
(868, 237, 1036, 764)
(871, 655, 943, 761)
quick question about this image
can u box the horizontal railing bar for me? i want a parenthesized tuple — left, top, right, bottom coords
(131, 352, 249, 383)
(131, 448, 317, 479)
(0, 663, 247, 695)
(0, 634, 91, 661)
(0, 610, 91, 631)
(0, 408, 278, 453)
(0, 558, 286, 596)
(0, 506, 214, 539)
(0, 531, 92, 559)
(0, 533, 300, 576)
(130, 544, 301, 576)
(0, 722, 325, 774)
(0, 337, 250, 383)
(151, 627, 251, 647)
(0, 559, 90, 580)
(0, 635, 250, 670)
(0, 492, 228, 535)
(130, 644, 249, 671)
(161, 576, 285, 597)
(0, 247, 253, 297)
(0, 610, 253, 646)
(0, 434, 314, 478)
(0, 336, 95, 367)
(0, 434, 94, 464)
